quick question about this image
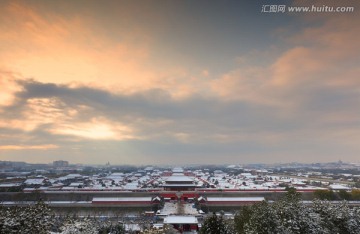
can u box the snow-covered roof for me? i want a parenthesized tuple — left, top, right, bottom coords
(65, 174, 82, 178)
(69, 183, 82, 187)
(162, 184, 197, 187)
(110, 172, 124, 176)
(207, 197, 265, 202)
(165, 175, 194, 183)
(172, 167, 184, 173)
(329, 184, 349, 190)
(24, 178, 44, 185)
(293, 181, 306, 185)
(172, 172, 185, 176)
(106, 173, 124, 180)
(123, 182, 139, 189)
(92, 197, 152, 202)
(0, 183, 21, 187)
(164, 216, 198, 224)
(62, 187, 76, 190)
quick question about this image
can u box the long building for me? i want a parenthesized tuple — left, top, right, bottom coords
(92, 196, 160, 207)
(162, 174, 197, 191)
(200, 196, 265, 206)
(163, 216, 199, 232)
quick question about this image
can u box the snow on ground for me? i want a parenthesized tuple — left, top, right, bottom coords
(160, 202, 199, 215)
(161, 202, 178, 215)
(182, 203, 198, 215)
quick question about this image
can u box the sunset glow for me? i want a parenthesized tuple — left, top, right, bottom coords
(1, 0, 359, 164)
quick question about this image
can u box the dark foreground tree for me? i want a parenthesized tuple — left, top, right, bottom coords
(0, 201, 53, 234)
(244, 201, 282, 234)
(234, 206, 253, 234)
(98, 223, 125, 234)
(313, 190, 335, 200)
(200, 213, 233, 234)
(234, 189, 360, 234)
(338, 190, 351, 200)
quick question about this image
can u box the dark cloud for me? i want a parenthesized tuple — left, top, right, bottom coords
(1, 69, 360, 164)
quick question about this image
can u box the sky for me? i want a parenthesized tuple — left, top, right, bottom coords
(0, 0, 359, 165)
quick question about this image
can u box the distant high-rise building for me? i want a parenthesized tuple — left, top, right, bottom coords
(53, 160, 69, 167)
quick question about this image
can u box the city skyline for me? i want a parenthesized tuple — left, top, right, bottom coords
(1, 0, 360, 165)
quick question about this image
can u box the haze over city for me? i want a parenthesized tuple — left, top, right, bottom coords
(0, 0, 359, 165)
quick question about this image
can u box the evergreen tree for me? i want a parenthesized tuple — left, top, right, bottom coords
(273, 189, 322, 234)
(314, 190, 335, 200)
(200, 213, 233, 234)
(244, 201, 283, 234)
(60, 218, 98, 234)
(338, 190, 351, 200)
(234, 206, 253, 234)
(0, 201, 53, 234)
(312, 200, 360, 234)
(98, 222, 125, 234)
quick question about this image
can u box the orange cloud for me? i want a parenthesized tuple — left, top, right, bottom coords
(0, 144, 58, 150)
(49, 117, 137, 140)
(0, 2, 148, 86)
(0, 97, 79, 131)
(0, 1, 205, 100)
(0, 70, 22, 107)
(0, 94, 137, 140)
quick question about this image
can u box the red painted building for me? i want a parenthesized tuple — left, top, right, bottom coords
(204, 197, 265, 206)
(92, 197, 158, 207)
(162, 174, 197, 191)
(164, 216, 199, 233)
